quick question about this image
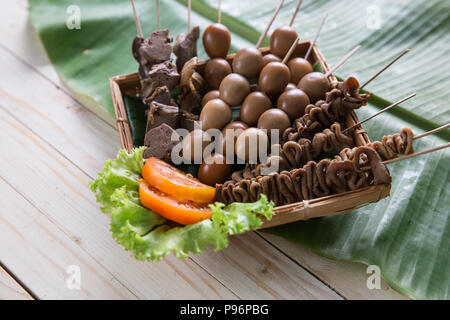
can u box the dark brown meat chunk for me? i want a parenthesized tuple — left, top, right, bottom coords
(179, 110, 199, 132)
(143, 124, 181, 162)
(173, 26, 200, 72)
(143, 86, 174, 106)
(140, 61, 180, 101)
(132, 30, 173, 78)
(146, 101, 179, 133)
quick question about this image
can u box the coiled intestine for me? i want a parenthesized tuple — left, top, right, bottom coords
(293, 77, 372, 139)
(216, 146, 392, 206)
(335, 127, 414, 164)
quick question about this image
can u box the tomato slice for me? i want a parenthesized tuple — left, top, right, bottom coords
(139, 179, 212, 225)
(142, 157, 216, 204)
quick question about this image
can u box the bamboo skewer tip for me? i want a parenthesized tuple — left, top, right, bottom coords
(289, 0, 303, 27)
(256, 0, 285, 49)
(187, 0, 192, 32)
(360, 48, 410, 90)
(130, 0, 143, 38)
(325, 45, 361, 77)
(218, 0, 222, 24)
(304, 13, 328, 61)
(342, 93, 416, 134)
(156, 0, 161, 31)
(413, 123, 450, 140)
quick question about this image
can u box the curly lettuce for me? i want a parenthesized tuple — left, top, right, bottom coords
(89, 147, 274, 261)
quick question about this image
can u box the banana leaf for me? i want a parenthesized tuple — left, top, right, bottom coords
(28, 0, 450, 299)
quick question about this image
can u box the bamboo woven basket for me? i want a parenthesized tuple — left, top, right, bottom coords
(110, 41, 391, 228)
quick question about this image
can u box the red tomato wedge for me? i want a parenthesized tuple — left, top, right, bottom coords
(139, 179, 212, 225)
(142, 157, 216, 204)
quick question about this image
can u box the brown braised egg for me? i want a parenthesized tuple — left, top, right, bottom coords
(182, 130, 211, 163)
(199, 98, 232, 130)
(257, 109, 291, 137)
(239, 91, 272, 126)
(284, 83, 297, 92)
(201, 90, 221, 107)
(203, 23, 231, 59)
(232, 48, 264, 79)
(219, 121, 248, 156)
(219, 73, 251, 106)
(297, 72, 330, 102)
(287, 57, 313, 84)
(198, 153, 232, 186)
(262, 53, 281, 67)
(277, 88, 310, 120)
(269, 26, 298, 58)
(204, 58, 232, 90)
(258, 62, 291, 95)
(235, 128, 269, 162)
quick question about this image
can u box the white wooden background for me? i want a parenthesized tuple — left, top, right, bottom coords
(0, 0, 407, 300)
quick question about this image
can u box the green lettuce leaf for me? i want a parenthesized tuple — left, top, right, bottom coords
(90, 148, 274, 261)
(211, 196, 273, 235)
(89, 147, 145, 213)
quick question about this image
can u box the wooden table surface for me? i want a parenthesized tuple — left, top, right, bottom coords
(0, 0, 407, 300)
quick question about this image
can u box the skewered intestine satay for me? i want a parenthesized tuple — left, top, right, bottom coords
(233, 125, 418, 183)
(294, 77, 372, 139)
(336, 127, 415, 163)
(216, 146, 392, 206)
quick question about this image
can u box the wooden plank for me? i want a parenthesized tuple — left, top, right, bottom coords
(0, 180, 137, 299)
(0, 108, 237, 300)
(191, 233, 342, 299)
(0, 266, 33, 300)
(0, 0, 403, 299)
(258, 233, 408, 300)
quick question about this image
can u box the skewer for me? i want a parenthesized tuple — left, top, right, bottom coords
(325, 45, 361, 77)
(383, 143, 450, 165)
(360, 49, 410, 90)
(130, 0, 143, 38)
(156, 0, 160, 31)
(413, 123, 450, 140)
(304, 13, 328, 61)
(342, 93, 416, 134)
(187, 0, 192, 32)
(218, 0, 222, 24)
(281, 36, 300, 64)
(289, 0, 303, 27)
(256, 0, 285, 49)
(361, 142, 449, 172)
